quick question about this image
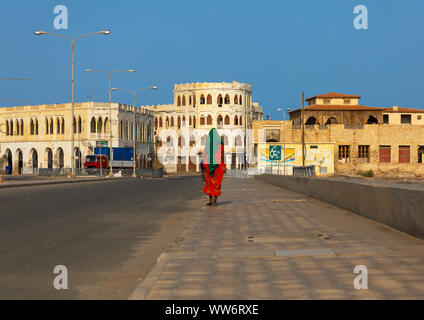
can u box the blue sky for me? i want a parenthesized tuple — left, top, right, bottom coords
(0, 0, 423, 119)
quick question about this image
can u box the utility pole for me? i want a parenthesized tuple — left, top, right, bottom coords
(301, 92, 305, 166)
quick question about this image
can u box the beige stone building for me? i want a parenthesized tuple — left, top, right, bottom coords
(0, 102, 154, 174)
(252, 92, 424, 177)
(144, 81, 263, 172)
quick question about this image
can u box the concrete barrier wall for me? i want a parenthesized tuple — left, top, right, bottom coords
(255, 174, 424, 239)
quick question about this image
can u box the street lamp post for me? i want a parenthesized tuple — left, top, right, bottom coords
(85, 69, 135, 177)
(111, 86, 158, 177)
(34, 30, 111, 178)
(277, 107, 291, 175)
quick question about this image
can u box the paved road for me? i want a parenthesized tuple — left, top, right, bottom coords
(0, 176, 204, 299)
(132, 178, 424, 299)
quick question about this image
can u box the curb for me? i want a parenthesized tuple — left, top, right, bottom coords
(0, 177, 130, 189)
(128, 201, 205, 300)
(128, 252, 173, 300)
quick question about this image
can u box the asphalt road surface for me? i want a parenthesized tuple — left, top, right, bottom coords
(0, 176, 204, 299)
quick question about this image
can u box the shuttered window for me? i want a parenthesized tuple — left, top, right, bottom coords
(379, 146, 391, 163)
(399, 146, 410, 163)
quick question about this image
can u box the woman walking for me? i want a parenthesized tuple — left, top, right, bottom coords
(202, 128, 226, 206)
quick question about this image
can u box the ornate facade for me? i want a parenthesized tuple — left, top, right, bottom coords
(144, 81, 263, 172)
(0, 102, 154, 174)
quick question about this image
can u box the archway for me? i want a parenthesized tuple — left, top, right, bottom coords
(305, 117, 318, 125)
(30, 149, 38, 170)
(325, 117, 338, 125)
(54, 148, 64, 169)
(367, 115, 378, 124)
(5, 149, 12, 174)
(45, 148, 53, 169)
(75, 147, 82, 169)
(15, 149, 23, 174)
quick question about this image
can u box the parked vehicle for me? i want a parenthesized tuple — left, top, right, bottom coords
(92, 147, 134, 169)
(84, 155, 109, 169)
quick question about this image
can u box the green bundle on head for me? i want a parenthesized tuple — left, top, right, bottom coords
(206, 128, 223, 177)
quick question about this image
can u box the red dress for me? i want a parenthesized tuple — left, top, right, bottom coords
(203, 143, 226, 197)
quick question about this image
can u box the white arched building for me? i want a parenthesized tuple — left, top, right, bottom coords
(143, 81, 263, 172)
(0, 102, 154, 174)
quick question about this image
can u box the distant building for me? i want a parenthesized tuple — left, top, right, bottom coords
(252, 92, 424, 177)
(0, 102, 154, 174)
(144, 81, 263, 172)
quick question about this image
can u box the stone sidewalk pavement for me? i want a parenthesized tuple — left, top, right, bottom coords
(130, 178, 424, 299)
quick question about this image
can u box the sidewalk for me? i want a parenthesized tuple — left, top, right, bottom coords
(0, 176, 128, 189)
(130, 178, 424, 299)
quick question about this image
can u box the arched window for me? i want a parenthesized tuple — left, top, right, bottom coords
(178, 135, 185, 147)
(78, 117, 82, 134)
(207, 94, 212, 104)
(30, 119, 34, 135)
(193, 116, 196, 128)
(56, 118, 60, 134)
(325, 117, 338, 125)
(49, 118, 54, 135)
(234, 95, 238, 104)
(182, 95, 186, 106)
(367, 115, 378, 124)
(97, 117, 103, 133)
(182, 115, 186, 126)
(15, 120, 20, 136)
(20, 119, 24, 135)
(200, 116, 205, 126)
(222, 135, 228, 146)
(10, 120, 13, 136)
(217, 115, 223, 125)
(224, 94, 230, 104)
(103, 117, 108, 133)
(178, 116, 181, 128)
(159, 117, 163, 127)
(177, 96, 181, 106)
(155, 117, 158, 129)
(235, 135, 243, 146)
(35, 119, 39, 135)
(119, 120, 123, 139)
(189, 116, 192, 126)
(305, 116, 318, 125)
(234, 115, 239, 125)
(91, 117, 96, 133)
(239, 95, 242, 105)
(224, 115, 230, 125)
(189, 95, 192, 105)
(170, 116, 174, 127)
(200, 94, 205, 105)
(166, 116, 169, 127)
(190, 135, 196, 147)
(201, 135, 207, 146)
(61, 118, 65, 134)
(5, 120, 9, 136)
(73, 117, 77, 134)
(207, 115, 212, 125)
(217, 94, 223, 105)
(45, 118, 49, 135)
(239, 115, 242, 126)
